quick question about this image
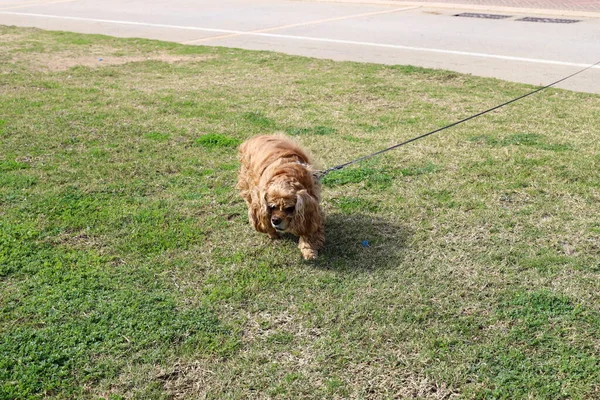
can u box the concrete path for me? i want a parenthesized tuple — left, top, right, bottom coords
(379, 0, 600, 13)
(1, 0, 599, 93)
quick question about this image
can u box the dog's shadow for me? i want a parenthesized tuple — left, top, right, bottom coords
(311, 212, 411, 271)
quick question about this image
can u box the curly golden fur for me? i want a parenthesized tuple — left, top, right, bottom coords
(237, 134, 324, 259)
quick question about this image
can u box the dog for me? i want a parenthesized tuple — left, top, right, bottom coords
(237, 134, 324, 260)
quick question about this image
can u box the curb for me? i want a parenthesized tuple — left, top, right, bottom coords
(301, 0, 600, 19)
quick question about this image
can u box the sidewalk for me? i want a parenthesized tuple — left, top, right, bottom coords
(317, 0, 600, 17)
(396, 0, 600, 12)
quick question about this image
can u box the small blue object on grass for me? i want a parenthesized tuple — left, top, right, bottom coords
(361, 240, 370, 248)
(98, 58, 103, 61)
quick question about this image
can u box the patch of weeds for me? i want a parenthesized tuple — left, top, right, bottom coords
(95, 68, 121, 78)
(356, 123, 384, 133)
(195, 134, 240, 149)
(266, 332, 295, 345)
(164, 98, 200, 116)
(14, 40, 46, 53)
(118, 202, 204, 255)
(321, 166, 393, 188)
(430, 337, 461, 353)
(398, 116, 422, 125)
(89, 147, 108, 159)
(221, 163, 238, 171)
(499, 289, 575, 321)
(582, 262, 600, 273)
(0, 159, 29, 172)
(400, 162, 441, 177)
(37, 187, 121, 232)
(554, 165, 599, 186)
(515, 156, 549, 167)
(325, 377, 347, 396)
(285, 373, 303, 383)
(469, 133, 572, 152)
(519, 252, 571, 273)
(204, 262, 288, 302)
(388, 64, 432, 75)
(502, 133, 545, 146)
(158, 96, 226, 119)
(0, 173, 38, 189)
(242, 111, 277, 129)
(333, 196, 379, 214)
(537, 142, 574, 152)
(470, 158, 498, 171)
(422, 189, 455, 207)
(62, 135, 81, 146)
(269, 384, 288, 397)
(0, 249, 234, 398)
(286, 125, 336, 136)
(99, 180, 153, 198)
(469, 134, 500, 146)
(144, 131, 170, 141)
(0, 220, 43, 277)
(400, 306, 435, 324)
(470, 290, 600, 399)
(173, 45, 215, 55)
(52, 31, 95, 45)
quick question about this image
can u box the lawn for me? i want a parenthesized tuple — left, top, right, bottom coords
(1, 25, 599, 399)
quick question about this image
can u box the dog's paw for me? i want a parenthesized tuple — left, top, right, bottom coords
(268, 231, 281, 240)
(301, 248, 318, 260)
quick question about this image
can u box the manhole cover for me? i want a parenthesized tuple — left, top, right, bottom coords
(516, 17, 581, 23)
(454, 12, 512, 19)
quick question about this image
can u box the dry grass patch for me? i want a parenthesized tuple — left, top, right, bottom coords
(1, 27, 217, 72)
(158, 359, 461, 399)
(27, 51, 215, 71)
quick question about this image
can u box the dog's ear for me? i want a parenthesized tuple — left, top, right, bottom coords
(249, 187, 270, 232)
(294, 190, 322, 235)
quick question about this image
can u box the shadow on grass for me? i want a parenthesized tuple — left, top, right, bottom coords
(314, 212, 410, 271)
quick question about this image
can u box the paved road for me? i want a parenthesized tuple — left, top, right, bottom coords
(1, 0, 599, 93)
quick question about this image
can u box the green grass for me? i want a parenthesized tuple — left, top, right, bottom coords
(195, 133, 241, 149)
(1, 25, 600, 399)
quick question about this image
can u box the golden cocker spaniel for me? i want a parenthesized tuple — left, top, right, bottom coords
(237, 134, 324, 259)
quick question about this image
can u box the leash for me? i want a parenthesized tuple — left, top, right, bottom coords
(315, 60, 600, 179)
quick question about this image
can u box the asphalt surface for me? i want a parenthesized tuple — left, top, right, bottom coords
(1, 0, 599, 93)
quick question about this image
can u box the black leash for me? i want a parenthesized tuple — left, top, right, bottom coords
(315, 60, 600, 179)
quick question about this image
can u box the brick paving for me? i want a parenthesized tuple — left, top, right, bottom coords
(401, 0, 600, 12)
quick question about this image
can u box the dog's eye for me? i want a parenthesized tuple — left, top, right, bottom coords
(284, 206, 295, 213)
(268, 205, 276, 211)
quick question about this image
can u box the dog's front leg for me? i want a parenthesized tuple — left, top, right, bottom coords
(267, 228, 280, 240)
(298, 228, 324, 260)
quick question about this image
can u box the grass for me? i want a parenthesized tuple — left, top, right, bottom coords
(195, 133, 241, 149)
(1, 25, 600, 399)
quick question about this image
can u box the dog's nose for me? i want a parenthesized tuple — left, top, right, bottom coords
(271, 216, 282, 226)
